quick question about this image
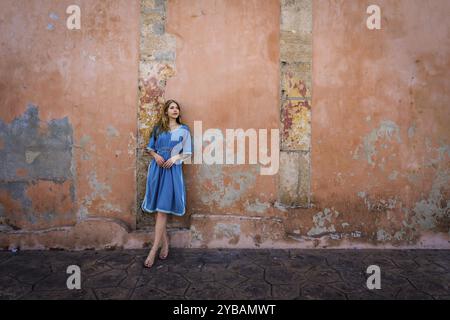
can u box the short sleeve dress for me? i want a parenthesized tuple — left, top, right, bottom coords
(141, 124, 193, 216)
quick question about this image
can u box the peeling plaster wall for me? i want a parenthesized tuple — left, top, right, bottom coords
(0, 0, 140, 238)
(0, 0, 449, 250)
(302, 0, 450, 247)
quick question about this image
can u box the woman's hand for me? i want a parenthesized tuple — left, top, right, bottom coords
(153, 153, 166, 167)
(162, 155, 180, 169)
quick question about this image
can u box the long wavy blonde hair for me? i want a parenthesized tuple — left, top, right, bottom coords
(151, 99, 185, 140)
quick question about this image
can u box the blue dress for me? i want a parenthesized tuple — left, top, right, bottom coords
(141, 124, 193, 216)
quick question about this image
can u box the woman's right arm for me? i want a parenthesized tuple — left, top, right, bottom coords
(146, 127, 163, 165)
(147, 148, 164, 166)
(147, 149, 157, 158)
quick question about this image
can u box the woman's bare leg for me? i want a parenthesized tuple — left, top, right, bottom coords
(160, 227, 169, 259)
(144, 212, 167, 267)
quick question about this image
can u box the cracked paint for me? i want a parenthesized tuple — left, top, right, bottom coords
(0, 104, 74, 181)
(214, 223, 240, 245)
(281, 100, 311, 151)
(0, 105, 76, 230)
(353, 120, 402, 165)
(412, 168, 450, 231)
(307, 208, 339, 237)
(199, 165, 257, 209)
(376, 229, 392, 242)
(80, 172, 119, 217)
(245, 199, 271, 213)
(357, 192, 400, 212)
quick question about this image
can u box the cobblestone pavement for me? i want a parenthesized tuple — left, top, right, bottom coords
(0, 249, 449, 300)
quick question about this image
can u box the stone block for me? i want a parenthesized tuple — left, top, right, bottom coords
(278, 151, 310, 207)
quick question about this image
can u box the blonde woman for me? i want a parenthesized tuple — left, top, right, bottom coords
(141, 99, 192, 268)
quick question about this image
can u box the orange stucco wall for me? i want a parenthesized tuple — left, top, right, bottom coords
(0, 0, 448, 249)
(0, 0, 140, 231)
(309, 0, 450, 245)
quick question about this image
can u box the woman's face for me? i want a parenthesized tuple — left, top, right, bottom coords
(167, 102, 180, 119)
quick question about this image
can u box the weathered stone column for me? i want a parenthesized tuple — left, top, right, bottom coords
(278, 0, 312, 208)
(137, 0, 177, 227)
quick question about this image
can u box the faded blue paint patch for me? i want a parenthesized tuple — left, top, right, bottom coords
(389, 170, 399, 180)
(49, 13, 59, 20)
(408, 125, 415, 138)
(0, 179, 75, 228)
(0, 105, 75, 229)
(0, 182, 33, 226)
(0, 104, 73, 182)
(198, 165, 258, 209)
(47, 23, 55, 30)
(412, 168, 450, 230)
(352, 120, 402, 165)
(0, 182, 32, 208)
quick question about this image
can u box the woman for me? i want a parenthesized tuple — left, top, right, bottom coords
(141, 99, 192, 268)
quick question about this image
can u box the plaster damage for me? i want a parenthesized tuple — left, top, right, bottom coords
(353, 120, 402, 166)
(1, 0, 140, 247)
(307, 208, 339, 237)
(198, 165, 258, 210)
(0, 105, 75, 230)
(412, 169, 450, 232)
(307, 0, 450, 248)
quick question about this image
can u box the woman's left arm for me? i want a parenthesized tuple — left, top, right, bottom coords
(162, 127, 192, 168)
